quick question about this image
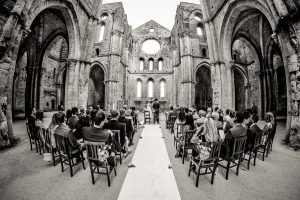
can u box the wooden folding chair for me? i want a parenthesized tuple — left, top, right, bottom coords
(243, 131, 262, 170)
(170, 116, 177, 134)
(26, 122, 38, 152)
(84, 140, 117, 187)
(44, 128, 59, 166)
(144, 110, 151, 124)
(182, 130, 196, 164)
(54, 134, 85, 177)
(188, 142, 222, 186)
(218, 135, 247, 180)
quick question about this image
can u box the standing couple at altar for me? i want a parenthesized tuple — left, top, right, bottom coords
(144, 98, 160, 124)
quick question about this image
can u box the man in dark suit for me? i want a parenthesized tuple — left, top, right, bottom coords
(118, 109, 134, 146)
(221, 111, 247, 158)
(68, 107, 79, 130)
(82, 112, 116, 167)
(103, 110, 130, 155)
(152, 98, 160, 123)
(185, 107, 195, 130)
(245, 114, 261, 152)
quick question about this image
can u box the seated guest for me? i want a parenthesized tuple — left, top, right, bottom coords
(118, 109, 134, 146)
(77, 107, 85, 118)
(192, 109, 200, 120)
(55, 113, 83, 154)
(103, 110, 130, 156)
(66, 109, 72, 125)
(28, 108, 37, 138)
(195, 110, 206, 126)
(68, 107, 79, 130)
(223, 109, 235, 133)
(211, 112, 223, 130)
(185, 107, 195, 130)
(207, 107, 212, 115)
(218, 109, 224, 123)
(35, 110, 45, 129)
(49, 105, 64, 129)
(261, 112, 274, 145)
(167, 106, 177, 125)
(82, 112, 117, 168)
(243, 111, 251, 128)
(90, 109, 98, 126)
(221, 111, 247, 159)
(175, 110, 191, 158)
(245, 114, 261, 152)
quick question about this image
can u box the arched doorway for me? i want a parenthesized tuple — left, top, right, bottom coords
(233, 68, 246, 111)
(12, 8, 72, 117)
(88, 64, 105, 107)
(195, 65, 212, 109)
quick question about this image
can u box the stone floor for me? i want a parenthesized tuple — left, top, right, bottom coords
(0, 113, 299, 200)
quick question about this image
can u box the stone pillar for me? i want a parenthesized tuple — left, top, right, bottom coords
(65, 59, 80, 109)
(273, 0, 289, 17)
(78, 61, 91, 108)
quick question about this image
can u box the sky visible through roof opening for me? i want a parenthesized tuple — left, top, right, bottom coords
(102, 0, 200, 30)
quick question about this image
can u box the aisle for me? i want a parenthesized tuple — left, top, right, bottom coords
(117, 125, 181, 200)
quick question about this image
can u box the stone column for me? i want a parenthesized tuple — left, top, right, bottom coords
(65, 59, 80, 109)
(273, 0, 289, 17)
(78, 61, 91, 108)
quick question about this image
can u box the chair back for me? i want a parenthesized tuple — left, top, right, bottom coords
(183, 130, 196, 148)
(84, 140, 106, 163)
(54, 134, 70, 157)
(111, 130, 120, 144)
(199, 141, 222, 163)
(144, 110, 150, 118)
(170, 116, 177, 123)
(253, 131, 262, 149)
(26, 122, 32, 139)
(232, 135, 247, 158)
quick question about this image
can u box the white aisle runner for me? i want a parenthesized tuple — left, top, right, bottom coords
(117, 125, 181, 200)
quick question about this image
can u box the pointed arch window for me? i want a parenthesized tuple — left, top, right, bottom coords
(140, 58, 144, 70)
(149, 58, 154, 71)
(160, 79, 165, 97)
(99, 23, 105, 42)
(148, 79, 154, 98)
(197, 23, 203, 36)
(137, 79, 142, 98)
(158, 58, 163, 71)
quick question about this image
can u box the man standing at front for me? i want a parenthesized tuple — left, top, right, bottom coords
(152, 98, 160, 124)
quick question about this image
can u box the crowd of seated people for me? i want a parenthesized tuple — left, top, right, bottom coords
(165, 105, 277, 164)
(26, 104, 140, 169)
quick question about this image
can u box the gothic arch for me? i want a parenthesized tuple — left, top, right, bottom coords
(219, 0, 276, 62)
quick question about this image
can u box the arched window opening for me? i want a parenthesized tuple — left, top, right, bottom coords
(140, 58, 144, 70)
(233, 53, 237, 61)
(202, 48, 207, 57)
(158, 58, 163, 71)
(197, 24, 203, 36)
(160, 80, 165, 97)
(149, 58, 154, 71)
(148, 79, 154, 98)
(137, 79, 142, 98)
(99, 23, 105, 42)
(96, 48, 99, 56)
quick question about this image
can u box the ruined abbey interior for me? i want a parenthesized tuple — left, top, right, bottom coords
(0, 0, 300, 199)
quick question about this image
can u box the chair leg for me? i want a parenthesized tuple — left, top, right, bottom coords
(195, 163, 201, 187)
(188, 161, 192, 177)
(262, 147, 265, 161)
(60, 156, 64, 172)
(106, 166, 111, 187)
(35, 139, 38, 153)
(247, 153, 251, 170)
(52, 151, 56, 166)
(68, 158, 73, 177)
(253, 150, 258, 166)
(81, 152, 85, 170)
(236, 156, 242, 176)
(114, 167, 117, 176)
(119, 154, 122, 165)
(226, 160, 231, 180)
(90, 166, 95, 184)
(30, 140, 33, 151)
(211, 165, 217, 185)
(182, 148, 185, 164)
